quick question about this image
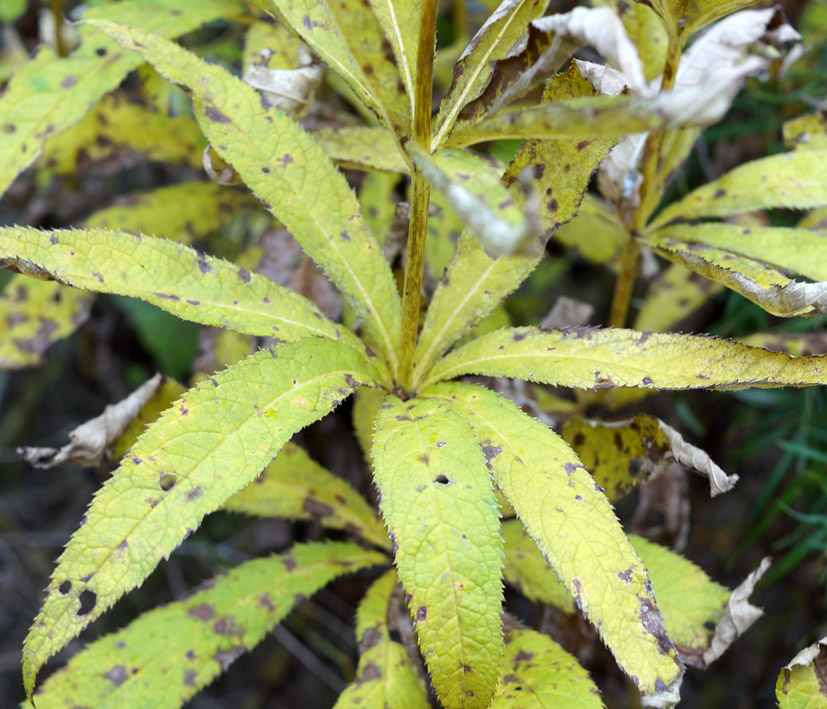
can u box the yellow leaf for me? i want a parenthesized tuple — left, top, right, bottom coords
(552, 193, 626, 266)
(314, 126, 409, 174)
(784, 111, 827, 152)
(634, 262, 724, 332)
(372, 395, 503, 709)
(777, 638, 827, 708)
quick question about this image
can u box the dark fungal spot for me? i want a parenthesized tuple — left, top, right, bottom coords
(278, 154, 293, 167)
(513, 332, 526, 342)
(78, 589, 97, 616)
(159, 473, 176, 491)
(361, 663, 381, 681)
(80, 573, 93, 583)
(214, 645, 244, 671)
(436, 441, 446, 447)
(575, 494, 583, 501)
(642, 376, 653, 386)
(618, 568, 633, 582)
(238, 267, 251, 283)
(117, 540, 128, 556)
(95, 47, 107, 56)
(713, 188, 727, 199)
(416, 606, 427, 620)
(576, 140, 589, 151)
(303, 498, 334, 518)
(188, 603, 215, 621)
(103, 665, 128, 687)
(284, 556, 298, 571)
(434, 474, 449, 485)
(418, 454, 430, 464)
(197, 255, 211, 274)
(563, 462, 577, 475)
(185, 486, 203, 501)
(183, 669, 197, 686)
(203, 104, 231, 124)
(59, 580, 72, 594)
(214, 616, 242, 637)
(50, 234, 58, 245)
(547, 198, 558, 212)
(572, 432, 585, 446)
(340, 229, 351, 241)
(2, 123, 15, 134)
(61, 76, 77, 88)
(258, 594, 274, 612)
(186, 649, 197, 660)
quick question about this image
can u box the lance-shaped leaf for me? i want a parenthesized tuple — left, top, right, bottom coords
(642, 238, 827, 318)
(411, 145, 534, 257)
(0, 0, 242, 199)
(22, 338, 379, 697)
(561, 415, 737, 500)
(784, 111, 827, 152)
(646, 223, 827, 283)
(776, 636, 827, 708)
(335, 570, 430, 709)
(260, 0, 410, 137)
(451, 5, 650, 139)
(0, 277, 92, 370)
(85, 182, 254, 246)
(413, 67, 613, 387)
(39, 93, 205, 176)
(224, 442, 389, 549)
(634, 263, 724, 332)
(313, 126, 409, 174)
(739, 330, 827, 358)
(30, 542, 386, 709)
(502, 519, 573, 613)
(448, 52, 765, 148)
(432, 0, 551, 150)
(0, 227, 350, 345)
(367, 0, 419, 121)
(425, 326, 827, 391)
(629, 536, 729, 669)
(651, 151, 827, 228)
(491, 627, 603, 708)
(92, 21, 403, 374)
(426, 382, 683, 703)
(372, 396, 503, 709)
(645, 0, 766, 46)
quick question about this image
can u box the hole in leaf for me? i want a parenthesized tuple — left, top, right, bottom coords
(78, 589, 97, 616)
(389, 629, 402, 643)
(58, 580, 72, 595)
(159, 474, 176, 491)
(434, 474, 450, 485)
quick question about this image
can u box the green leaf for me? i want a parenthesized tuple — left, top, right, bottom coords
(335, 570, 430, 709)
(777, 638, 827, 708)
(561, 415, 737, 500)
(372, 395, 503, 709)
(647, 223, 827, 283)
(0, 0, 242, 199)
(313, 126, 409, 174)
(432, 0, 551, 150)
(426, 382, 683, 702)
(352, 386, 385, 458)
(224, 441, 389, 549)
(651, 151, 827, 228)
(0, 277, 92, 369)
(92, 20, 403, 373)
(425, 187, 464, 281)
(425, 326, 827, 391)
(413, 67, 613, 388)
(784, 111, 827, 152)
(359, 172, 401, 248)
(22, 338, 379, 697)
(85, 182, 253, 246)
(502, 519, 573, 613)
(0, 227, 349, 346)
(38, 93, 205, 176)
(641, 238, 827, 318)
(242, 19, 306, 71)
(411, 145, 532, 257)
(261, 0, 410, 137)
(630, 536, 729, 668)
(31, 542, 386, 709)
(0, 0, 26, 23)
(491, 627, 604, 708)
(634, 263, 724, 332)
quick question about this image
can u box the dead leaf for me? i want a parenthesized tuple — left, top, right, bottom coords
(540, 296, 594, 329)
(243, 45, 324, 118)
(20, 373, 163, 468)
(702, 557, 771, 666)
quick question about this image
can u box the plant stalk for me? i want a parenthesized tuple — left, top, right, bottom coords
(608, 239, 640, 328)
(398, 0, 437, 392)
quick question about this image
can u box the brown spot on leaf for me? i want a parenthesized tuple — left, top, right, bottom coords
(185, 486, 202, 501)
(188, 604, 215, 621)
(434, 474, 449, 485)
(416, 606, 427, 620)
(78, 589, 96, 616)
(258, 594, 274, 612)
(238, 267, 251, 283)
(214, 645, 244, 671)
(361, 663, 381, 681)
(59, 580, 72, 594)
(278, 154, 293, 167)
(197, 255, 211, 274)
(713, 189, 727, 199)
(61, 76, 76, 88)
(203, 104, 231, 124)
(160, 473, 176, 491)
(284, 556, 298, 571)
(103, 665, 128, 686)
(303, 498, 334, 519)
(513, 332, 527, 342)
(214, 616, 243, 637)
(183, 669, 197, 686)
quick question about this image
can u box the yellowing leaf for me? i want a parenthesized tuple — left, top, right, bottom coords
(411, 145, 533, 257)
(22, 338, 379, 697)
(593, 0, 667, 81)
(645, 0, 766, 45)
(0, 277, 92, 370)
(352, 386, 385, 458)
(0, 0, 242, 199)
(784, 111, 827, 152)
(261, 0, 410, 137)
(651, 151, 827, 227)
(425, 187, 464, 281)
(634, 263, 724, 332)
(643, 237, 827, 317)
(92, 21, 403, 374)
(426, 382, 683, 702)
(31, 542, 386, 709)
(739, 331, 827, 358)
(552, 193, 626, 266)
(224, 442, 389, 549)
(38, 93, 205, 176)
(425, 326, 827, 391)
(413, 67, 613, 388)
(502, 519, 573, 613)
(561, 415, 737, 500)
(85, 182, 254, 246)
(630, 536, 729, 668)
(777, 637, 827, 708)
(313, 126, 409, 174)
(491, 627, 603, 708)
(0, 227, 349, 346)
(243, 20, 306, 72)
(432, 0, 551, 150)
(372, 396, 503, 709)
(335, 570, 430, 709)
(647, 223, 827, 282)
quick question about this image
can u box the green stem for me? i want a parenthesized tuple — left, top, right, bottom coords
(50, 0, 68, 57)
(397, 0, 437, 392)
(608, 239, 640, 329)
